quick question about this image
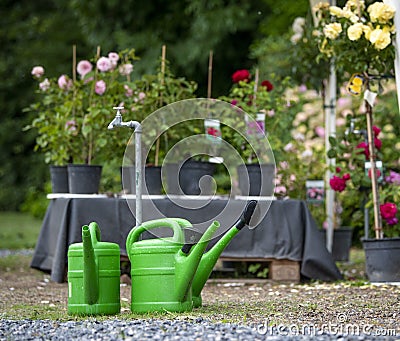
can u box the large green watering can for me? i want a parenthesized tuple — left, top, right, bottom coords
(67, 222, 121, 315)
(126, 200, 257, 313)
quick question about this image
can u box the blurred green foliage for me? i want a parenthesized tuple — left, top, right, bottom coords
(1, 0, 308, 213)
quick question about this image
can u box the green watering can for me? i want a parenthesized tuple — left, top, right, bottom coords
(67, 222, 121, 315)
(126, 200, 257, 313)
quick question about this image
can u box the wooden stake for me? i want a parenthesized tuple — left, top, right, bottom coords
(365, 100, 383, 239)
(72, 45, 77, 82)
(161, 45, 166, 84)
(207, 50, 213, 99)
(155, 45, 167, 167)
(253, 68, 259, 109)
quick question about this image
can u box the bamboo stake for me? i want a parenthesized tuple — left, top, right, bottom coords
(88, 46, 101, 165)
(253, 68, 259, 109)
(365, 99, 383, 239)
(155, 45, 167, 167)
(207, 50, 213, 99)
(72, 45, 77, 82)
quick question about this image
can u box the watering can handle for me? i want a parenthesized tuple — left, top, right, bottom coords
(126, 218, 185, 249)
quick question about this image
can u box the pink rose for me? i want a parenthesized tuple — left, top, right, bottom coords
(31, 66, 44, 78)
(124, 85, 133, 97)
(386, 217, 398, 225)
(77, 60, 93, 78)
(39, 78, 50, 91)
(380, 202, 397, 220)
(96, 57, 112, 72)
(65, 120, 77, 132)
(119, 63, 134, 76)
(108, 52, 119, 67)
(95, 80, 106, 95)
(232, 69, 250, 83)
(58, 75, 72, 90)
(315, 126, 325, 138)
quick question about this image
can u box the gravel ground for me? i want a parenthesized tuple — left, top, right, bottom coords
(0, 255, 399, 340)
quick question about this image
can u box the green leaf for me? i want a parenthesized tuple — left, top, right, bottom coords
(328, 136, 337, 146)
(327, 149, 337, 158)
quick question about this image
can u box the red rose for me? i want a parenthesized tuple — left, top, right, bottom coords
(342, 173, 351, 181)
(380, 202, 397, 220)
(261, 80, 273, 92)
(335, 167, 341, 173)
(373, 126, 381, 137)
(329, 175, 347, 192)
(232, 69, 250, 83)
(374, 137, 382, 150)
(356, 142, 369, 158)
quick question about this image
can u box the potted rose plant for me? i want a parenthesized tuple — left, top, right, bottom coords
(25, 48, 140, 193)
(121, 59, 198, 195)
(219, 70, 296, 196)
(315, 0, 399, 281)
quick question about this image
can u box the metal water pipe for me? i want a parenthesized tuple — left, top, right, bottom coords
(108, 106, 142, 226)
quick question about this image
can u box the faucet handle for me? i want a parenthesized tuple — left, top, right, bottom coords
(113, 106, 124, 115)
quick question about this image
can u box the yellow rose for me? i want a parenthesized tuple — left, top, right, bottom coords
(362, 24, 372, 40)
(323, 23, 342, 39)
(345, 0, 365, 12)
(368, 2, 395, 24)
(329, 6, 344, 17)
(369, 27, 391, 49)
(347, 23, 364, 41)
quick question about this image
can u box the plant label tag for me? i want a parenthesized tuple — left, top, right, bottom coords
(245, 112, 265, 137)
(204, 118, 221, 144)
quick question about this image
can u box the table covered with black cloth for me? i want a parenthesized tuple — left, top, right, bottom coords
(30, 196, 342, 283)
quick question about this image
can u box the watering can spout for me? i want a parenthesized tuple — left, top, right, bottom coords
(82, 223, 99, 305)
(175, 220, 220, 302)
(192, 200, 258, 306)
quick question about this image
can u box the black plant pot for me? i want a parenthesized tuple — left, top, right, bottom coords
(319, 227, 353, 262)
(67, 164, 102, 194)
(145, 166, 162, 195)
(237, 163, 274, 196)
(363, 238, 400, 282)
(164, 163, 181, 195)
(165, 161, 216, 195)
(121, 165, 162, 195)
(49, 165, 69, 193)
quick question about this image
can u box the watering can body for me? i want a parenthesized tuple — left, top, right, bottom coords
(126, 218, 219, 313)
(68, 222, 121, 315)
(126, 201, 257, 313)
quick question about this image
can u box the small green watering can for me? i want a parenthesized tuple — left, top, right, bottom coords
(126, 200, 257, 313)
(67, 222, 121, 315)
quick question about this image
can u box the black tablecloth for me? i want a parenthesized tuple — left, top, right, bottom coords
(30, 197, 342, 282)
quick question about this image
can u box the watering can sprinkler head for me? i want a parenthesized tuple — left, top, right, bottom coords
(235, 200, 257, 230)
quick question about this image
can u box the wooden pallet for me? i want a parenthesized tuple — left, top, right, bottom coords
(219, 257, 300, 282)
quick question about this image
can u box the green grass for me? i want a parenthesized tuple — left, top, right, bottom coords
(0, 212, 42, 249)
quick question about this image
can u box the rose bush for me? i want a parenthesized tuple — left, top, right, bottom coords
(314, 0, 396, 75)
(326, 82, 400, 238)
(25, 48, 141, 165)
